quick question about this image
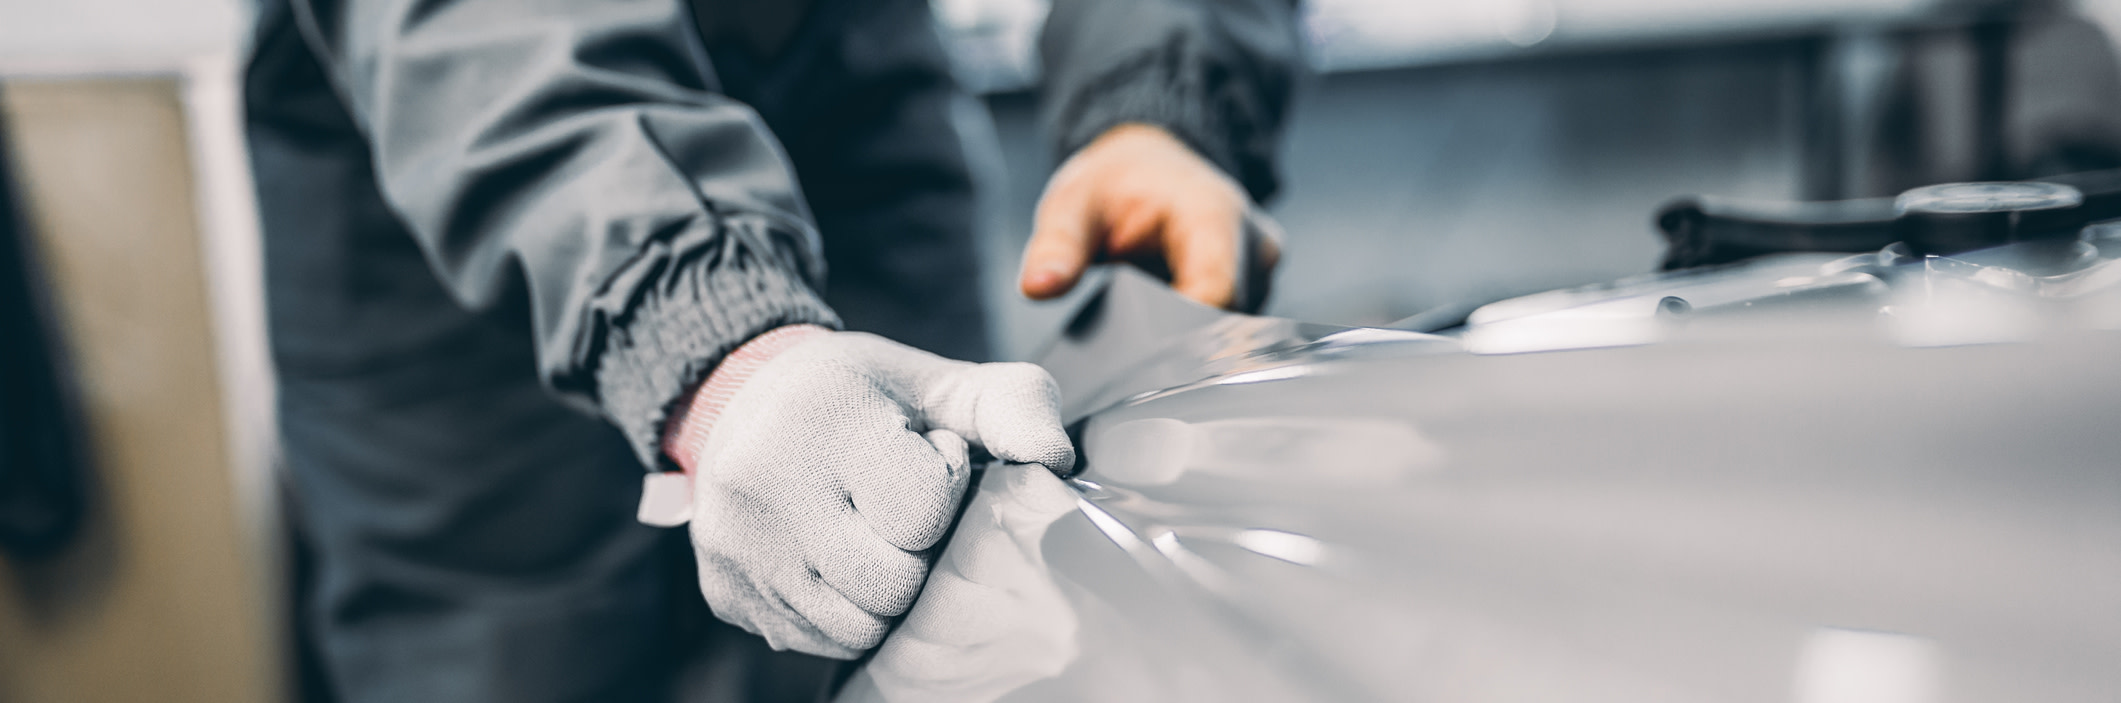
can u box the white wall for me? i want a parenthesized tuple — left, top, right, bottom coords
(0, 4, 280, 689)
(0, 0, 245, 73)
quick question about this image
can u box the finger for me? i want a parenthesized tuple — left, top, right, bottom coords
(745, 587, 865, 659)
(897, 560, 1012, 648)
(874, 570, 1016, 687)
(925, 428, 971, 482)
(873, 633, 991, 687)
(695, 555, 860, 659)
(777, 567, 895, 653)
(693, 551, 765, 633)
(809, 505, 932, 617)
(1103, 196, 1171, 257)
(1020, 173, 1100, 300)
(995, 461, 1081, 526)
(843, 428, 971, 553)
(944, 524, 1037, 587)
(1163, 197, 1245, 309)
(948, 363, 1074, 474)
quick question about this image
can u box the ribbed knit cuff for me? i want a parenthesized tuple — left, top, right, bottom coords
(659, 323, 830, 474)
(595, 217, 841, 473)
(1050, 47, 1281, 203)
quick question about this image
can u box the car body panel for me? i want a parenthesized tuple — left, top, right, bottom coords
(838, 243, 2121, 702)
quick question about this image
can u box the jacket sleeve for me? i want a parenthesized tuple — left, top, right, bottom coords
(288, 0, 840, 470)
(1038, 0, 1303, 202)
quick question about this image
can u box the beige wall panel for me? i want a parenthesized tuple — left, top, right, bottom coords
(0, 78, 275, 703)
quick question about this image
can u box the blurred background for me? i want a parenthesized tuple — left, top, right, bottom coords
(2, 0, 2119, 700)
(960, 0, 2121, 358)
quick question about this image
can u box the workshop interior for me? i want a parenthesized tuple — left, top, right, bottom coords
(2, 0, 2119, 701)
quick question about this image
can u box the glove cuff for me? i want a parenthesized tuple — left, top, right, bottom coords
(660, 323, 832, 475)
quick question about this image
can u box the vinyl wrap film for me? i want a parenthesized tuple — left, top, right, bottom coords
(838, 263, 2121, 703)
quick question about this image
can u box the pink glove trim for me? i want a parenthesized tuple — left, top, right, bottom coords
(661, 324, 832, 475)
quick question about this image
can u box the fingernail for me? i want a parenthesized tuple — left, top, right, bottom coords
(1022, 266, 1065, 293)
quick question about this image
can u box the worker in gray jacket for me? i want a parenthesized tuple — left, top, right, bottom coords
(243, 0, 1298, 699)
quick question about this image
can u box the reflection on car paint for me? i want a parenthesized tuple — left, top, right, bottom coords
(839, 251, 2121, 702)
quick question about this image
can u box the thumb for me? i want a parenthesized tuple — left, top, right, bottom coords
(1020, 175, 1100, 300)
(925, 362, 1075, 475)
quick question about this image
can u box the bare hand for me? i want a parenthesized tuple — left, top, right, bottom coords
(1018, 123, 1283, 311)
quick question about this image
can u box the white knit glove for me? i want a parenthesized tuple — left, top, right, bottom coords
(640, 325, 1074, 659)
(867, 461, 1080, 702)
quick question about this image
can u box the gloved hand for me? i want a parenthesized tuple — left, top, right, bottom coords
(647, 325, 1074, 659)
(867, 461, 1080, 702)
(1019, 123, 1284, 312)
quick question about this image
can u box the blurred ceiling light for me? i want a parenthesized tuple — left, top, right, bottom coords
(933, 0, 1945, 90)
(1499, 0, 1560, 47)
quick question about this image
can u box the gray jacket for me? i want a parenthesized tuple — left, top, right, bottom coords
(250, 1, 1297, 698)
(255, 0, 1298, 471)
